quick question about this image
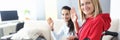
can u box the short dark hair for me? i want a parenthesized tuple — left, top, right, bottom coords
(62, 6, 71, 11)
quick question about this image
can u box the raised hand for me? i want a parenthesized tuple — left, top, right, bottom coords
(70, 7, 80, 33)
(70, 7, 78, 23)
(47, 17, 54, 31)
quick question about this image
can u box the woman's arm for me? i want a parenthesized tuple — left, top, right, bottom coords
(70, 7, 80, 33)
(51, 26, 65, 40)
(67, 35, 79, 40)
(47, 17, 64, 40)
(47, 17, 54, 31)
(73, 21, 80, 34)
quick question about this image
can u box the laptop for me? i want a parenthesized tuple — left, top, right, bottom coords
(0, 10, 19, 25)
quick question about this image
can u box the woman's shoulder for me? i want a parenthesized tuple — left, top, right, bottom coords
(95, 13, 111, 31)
(96, 13, 110, 19)
(60, 24, 68, 30)
(95, 13, 111, 23)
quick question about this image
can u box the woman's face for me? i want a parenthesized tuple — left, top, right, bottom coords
(62, 9, 71, 22)
(80, 0, 94, 15)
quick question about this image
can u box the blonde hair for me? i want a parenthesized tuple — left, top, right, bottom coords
(78, 0, 102, 21)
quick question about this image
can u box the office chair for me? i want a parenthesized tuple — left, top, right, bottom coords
(9, 22, 24, 34)
(1, 22, 24, 40)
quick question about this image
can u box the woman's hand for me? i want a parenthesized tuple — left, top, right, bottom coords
(67, 36, 77, 40)
(70, 7, 80, 33)
(47, 17, 54, 31)
(70, 7, 78, 23)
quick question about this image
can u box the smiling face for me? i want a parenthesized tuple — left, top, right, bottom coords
(80, 0, 94, 16)
(62, 9, 71, 22)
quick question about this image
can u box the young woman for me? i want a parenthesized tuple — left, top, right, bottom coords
(47, 6, 76, 40)
(69, 0, 111, 40)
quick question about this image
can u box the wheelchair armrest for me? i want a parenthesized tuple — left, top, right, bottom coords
(102, 31, 118, 40)
(105, 31, 118, 37)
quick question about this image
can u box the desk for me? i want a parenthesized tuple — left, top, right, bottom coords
(0, 23, 18, 37)
(0, 28, 3, 39)
(0, 23, 17, 28)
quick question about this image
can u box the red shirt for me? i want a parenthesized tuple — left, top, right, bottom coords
(77, 13, 111, 40)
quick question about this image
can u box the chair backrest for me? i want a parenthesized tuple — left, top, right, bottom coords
(16, 22, 24, 32)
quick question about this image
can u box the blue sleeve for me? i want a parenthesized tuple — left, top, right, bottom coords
(51, 26, 65, 40)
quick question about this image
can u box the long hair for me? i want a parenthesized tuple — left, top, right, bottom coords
(78, 0, 102, 21)
(62, 6, 74, 33)
(68, 19, 74, 32)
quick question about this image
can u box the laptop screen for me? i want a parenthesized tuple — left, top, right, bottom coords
(0, 10, 18, 21)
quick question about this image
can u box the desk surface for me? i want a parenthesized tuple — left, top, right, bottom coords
(0, 23, 18, 28)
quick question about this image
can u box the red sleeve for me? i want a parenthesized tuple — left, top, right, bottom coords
(88, 19, 104, 40)
(101, 14, 111, 31)
(88, 14, 111, 40)
(76, 27, 81, 37)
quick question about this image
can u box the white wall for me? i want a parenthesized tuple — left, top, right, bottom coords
(36, 0, 45, 20)
(0, 0, 58, 20)
(57, 0, 80, 19)
(99, 0, 110, 13)
(0, 0, 38, 21)
(110, 0, 120, 39)
(45, 0, 58, 20)
(110, 0, 120, 19)
(0, 0, 111, 20)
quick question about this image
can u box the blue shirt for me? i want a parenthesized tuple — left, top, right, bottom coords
(51, 23, 72, 40)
